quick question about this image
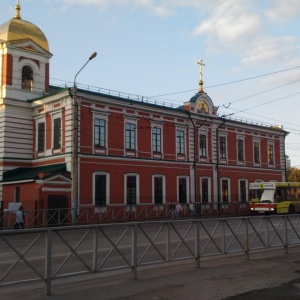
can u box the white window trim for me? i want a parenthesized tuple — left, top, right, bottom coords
(124, 173, 140, 205)
(93, 171, 110, 205)
(93, 113, 108, 154)
(151, 122, 164, 158)
(199, 126, 208, 162)
(253, 139, 261, 166)
(219, 133, 228, 163)
(35, 115, 46, 155)
(177, 175, 190, 203)
(200, 176, 211, 203)
(238, 179, 248, 202)
(236, 135, 245, 165)
(268, 141, 275, 167)
(175, 126, 187, 159)
(220, 177, 231, 202)
(124, 118, 138, 156)
(152, 174, 166, 204)
(50, 111, 62, 153)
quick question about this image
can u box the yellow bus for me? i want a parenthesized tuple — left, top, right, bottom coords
(249, 182, 300, 214)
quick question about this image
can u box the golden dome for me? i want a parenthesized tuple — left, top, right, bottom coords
(0, 3, 49, 52)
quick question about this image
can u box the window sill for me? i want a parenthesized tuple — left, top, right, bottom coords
(52, 148, 62, 154)
(94, 148, 106, 154)
(126, 150, 136, 157)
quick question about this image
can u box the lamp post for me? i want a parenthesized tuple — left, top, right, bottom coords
(71, 52, 97, 224)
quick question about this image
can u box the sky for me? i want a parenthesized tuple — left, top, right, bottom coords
(1, 0, 300, 167)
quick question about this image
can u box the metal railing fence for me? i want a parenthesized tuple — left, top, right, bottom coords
(1, 214, 300, 295)
(0, 202, 249, 229)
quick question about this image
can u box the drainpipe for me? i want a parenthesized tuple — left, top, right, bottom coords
(187, 112, 197, 204)
(216, 116, 226, 208)
(283, 132, 287, 181)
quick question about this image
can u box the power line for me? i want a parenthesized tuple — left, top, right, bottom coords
(149, 65, 300, 98)
(221, 79, 300, 108)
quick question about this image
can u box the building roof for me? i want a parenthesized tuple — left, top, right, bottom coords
(0, 4, 49, 52)
(1, 163, 68, 183)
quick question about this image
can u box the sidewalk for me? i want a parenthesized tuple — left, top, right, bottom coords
(1, 250, 300, 300)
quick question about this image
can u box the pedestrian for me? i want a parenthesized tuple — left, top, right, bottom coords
(175, 202, 182, 219)
(170, 203, 176, 219)
(189, 202, 195, 217)
(13, 205, 25, 229)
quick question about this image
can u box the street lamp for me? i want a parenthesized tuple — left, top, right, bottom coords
(71, 52, 97, 224)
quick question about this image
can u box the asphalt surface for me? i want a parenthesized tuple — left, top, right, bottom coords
(1, 250, 300, 299)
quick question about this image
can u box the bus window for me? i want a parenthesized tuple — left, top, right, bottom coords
(260, 190, 275, 202)
(250, 189, 262, 200)
(276, 187, 285, 201)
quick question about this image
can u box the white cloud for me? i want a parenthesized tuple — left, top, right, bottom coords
(242, 36, 299, 66)
(265, 0, 300, 22)
(188, 0, 300, 72)
(192, 0, 261, 45)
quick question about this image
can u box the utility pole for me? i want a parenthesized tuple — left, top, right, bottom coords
(71, 52, 97, 224)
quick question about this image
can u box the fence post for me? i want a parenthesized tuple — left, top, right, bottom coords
(93, 226, 98, 272)
(131, 224, 138, 279)
(195, 220, 200, 268)
(42, 209, 46, 227)
(244, 217, 250, 260)
(284, 216, 288, 254)
(166, 222, 170, 262)
(265, 217, 269, 248)
(221, 220, 225, 254)
(45, 228, 52, 295)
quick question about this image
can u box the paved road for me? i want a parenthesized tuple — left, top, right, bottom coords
(1, 249, 300, 299)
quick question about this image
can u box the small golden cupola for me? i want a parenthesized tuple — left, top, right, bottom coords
(0, 1, 50, 52)
(0, 1, 52, 101)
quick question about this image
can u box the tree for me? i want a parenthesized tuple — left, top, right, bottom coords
(286, 167, 300, 182)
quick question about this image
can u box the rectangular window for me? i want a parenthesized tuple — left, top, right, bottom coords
(95, 174, 107, 205)
(14, 187, 20, 203)
(37, 122, 45, 152)
(201, 178, 209, 203)
(237, 139, 244, 161)
(254, 141, 260, 163)
(127, 176, 136, 205)
(176, 129, 185, 155)
(199, 134, 207, 157)
(94, 119, 106, 148)
(239, 180, 247, 203)
(152, 127, 161, 153)
(220, 136, 226, 159)
(178, 177, 187, 203)
(221, 179, 229, 202)
(268, 144, 274, 165)
(125, 123, 136, 150)
(154, 177, 163, 204)
(53, 118, 61, 149)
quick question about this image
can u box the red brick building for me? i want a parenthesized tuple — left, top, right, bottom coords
(0, 4, 287, 222)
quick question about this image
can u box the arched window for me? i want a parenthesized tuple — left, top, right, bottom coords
(22, 66, 33, 90)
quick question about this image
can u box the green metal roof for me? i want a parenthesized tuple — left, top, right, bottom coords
(189, 92, 213, 103)
(1, 163, 68, 182)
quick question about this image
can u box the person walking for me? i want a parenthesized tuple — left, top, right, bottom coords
(175, 202, 182, 219)
(14, 205, 25, 229)
(189, 202, 195, 217)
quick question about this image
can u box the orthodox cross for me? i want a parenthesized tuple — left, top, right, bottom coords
(196, 58, 205, 92)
